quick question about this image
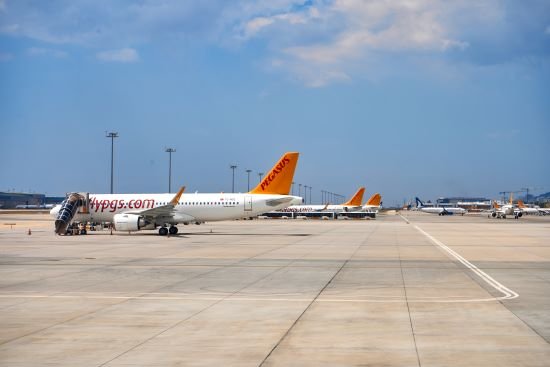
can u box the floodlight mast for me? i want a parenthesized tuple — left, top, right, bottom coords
(106, 132, 119, 194)
(165, 148, 176, 193)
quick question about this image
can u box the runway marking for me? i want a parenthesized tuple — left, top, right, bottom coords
(412, 224, 519, 301)
(0, 292, 514, 303)
(0, 219, 519, 304)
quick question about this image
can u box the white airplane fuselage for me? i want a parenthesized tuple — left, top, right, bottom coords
(278, 204, 361, 213)
(489, 204, 521, 218)
(51, 193, 302, 225)
(419, 207, 467, 215)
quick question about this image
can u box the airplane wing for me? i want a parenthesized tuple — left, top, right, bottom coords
(124, 186, 185, 218)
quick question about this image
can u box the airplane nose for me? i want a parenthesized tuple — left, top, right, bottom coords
(49, 205, 60, 217)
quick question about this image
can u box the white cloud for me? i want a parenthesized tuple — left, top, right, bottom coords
(96, 48, 139, 63)
(232, 0, 476, 86)
(1, 1, 545, 86)
(27, 47, 67, 58)
(242, 17, 274, 38)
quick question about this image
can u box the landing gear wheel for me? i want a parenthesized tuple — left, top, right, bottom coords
(169, 226, 178, 235)
(80, 229, 87, 235)
(159, 227, 168, 236)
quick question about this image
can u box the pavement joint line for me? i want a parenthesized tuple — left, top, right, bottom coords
(0, 242, 254, 347)
(258, 261, 351, 367)
(0, 294, 522, 303)
(258, 231, 369, 366)
(93, 227, 340, 366)
(397, 226, 421, 367)
(413, 224, 519, 301)
(98, 237, 324, 367)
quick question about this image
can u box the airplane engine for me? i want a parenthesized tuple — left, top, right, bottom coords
(491, 212, 497, 218)
(517, 212, 523, 218)
(113, 214, 147, 231)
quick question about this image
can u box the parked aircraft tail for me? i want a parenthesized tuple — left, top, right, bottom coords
(343, 187, 365, 206)
(249, 152, 299, 195)
(366, 193, 382, 207)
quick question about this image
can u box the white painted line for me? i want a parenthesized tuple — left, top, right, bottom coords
(0, 293, 513, 303)
(413, 224, 518, 301)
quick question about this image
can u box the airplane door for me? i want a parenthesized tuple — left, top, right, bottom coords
(244, 196, 253, 212)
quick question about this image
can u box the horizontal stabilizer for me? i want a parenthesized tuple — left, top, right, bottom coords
(266, 197, 294, 207)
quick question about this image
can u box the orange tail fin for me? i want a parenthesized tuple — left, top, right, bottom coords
(517, 200, 525, 208)
(343, 187, 365, 206)
(366, 193, 381, 206)
(493, 201, 500, 209)
(249, 152, 299, 195)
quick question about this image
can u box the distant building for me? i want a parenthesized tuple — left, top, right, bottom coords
(0, 192, 64, 209)
(0, 192, 45, 209)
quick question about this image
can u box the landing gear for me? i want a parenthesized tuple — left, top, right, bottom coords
(158, 226, 178, 235)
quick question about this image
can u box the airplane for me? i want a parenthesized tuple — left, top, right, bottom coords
(275, 187, 365, 213)
(361, 193, 382, 212)
(51, 152, 303, 235)
(415, 197, 467, 216)
(486, 193, 523, 219)
(517, 200, 548, 215)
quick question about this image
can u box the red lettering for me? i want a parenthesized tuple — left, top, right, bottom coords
(143, 199, 155, 208)
(109, 200, 118, 212)
(101, 200, 109, 211)
(258, 157, 292, 192)
(135, 199, 142, 209)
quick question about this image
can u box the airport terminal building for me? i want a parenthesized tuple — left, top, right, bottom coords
(0, 192, 64, 209)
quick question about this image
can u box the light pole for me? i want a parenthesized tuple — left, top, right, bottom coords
(258, 172, 264, 183)
(304, 185, 308, 204)
(309, 186, 312, 204)
(291, 182, 295, 196)
(106, 132, 118, 194)
(246, 169, 252, 191)
(230, 165, 237, 192)
(165, 148, 176, 193)
(298, 184, 302, 198)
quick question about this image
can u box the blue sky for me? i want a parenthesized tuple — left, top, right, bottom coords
(1, 0, 549, 206)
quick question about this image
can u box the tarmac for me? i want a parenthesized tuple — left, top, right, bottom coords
(0, 211, 549, 366)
